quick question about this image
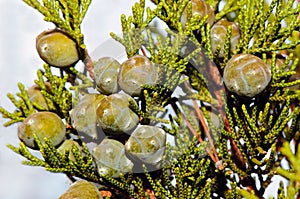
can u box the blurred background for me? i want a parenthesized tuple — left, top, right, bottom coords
(0, 0, 284, 198)
(0, 0, 135, 198)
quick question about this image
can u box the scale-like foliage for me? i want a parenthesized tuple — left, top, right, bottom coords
(0, 0, 300, 198)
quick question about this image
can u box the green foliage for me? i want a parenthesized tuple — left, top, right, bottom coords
(7, 135, 100, 182)
(1, 0, 300, 198)
(22, 0, 91, 49)
(276, 141, 300, 198)
(0, 64, 74, 126)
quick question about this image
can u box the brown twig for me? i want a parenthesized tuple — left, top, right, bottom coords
(84, 49, 95, 80)
(141, 46, 147, 57)
(100, 190, 113, 198)
(179, 110, 217, 163)
(192, 100, 220, 162)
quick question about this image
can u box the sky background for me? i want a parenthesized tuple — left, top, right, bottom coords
(0, 0, 286, 198)
(0, 0, 135, 198)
